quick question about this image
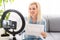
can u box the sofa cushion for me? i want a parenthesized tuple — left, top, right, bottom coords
(45, 32, 60, 40)
(45, 32, 54, 40)
(49, 18, 60, 32)
(50, 32, 60, 40)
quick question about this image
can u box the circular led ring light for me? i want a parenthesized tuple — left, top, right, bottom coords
(1, 9, 25, 35)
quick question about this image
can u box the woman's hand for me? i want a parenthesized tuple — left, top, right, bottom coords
(41, 32, 47, 38)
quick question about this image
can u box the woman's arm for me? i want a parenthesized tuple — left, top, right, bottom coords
(41, 18, 47, 38)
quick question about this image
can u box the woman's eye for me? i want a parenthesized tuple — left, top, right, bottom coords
(29, 8, 35, 10)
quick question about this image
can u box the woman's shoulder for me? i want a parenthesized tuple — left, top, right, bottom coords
(41, 18, 46, 24)
(41, 17, 46, 22)
(38, 17, 46, 25)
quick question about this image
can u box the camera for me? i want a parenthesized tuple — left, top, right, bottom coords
(3, 20, 17, 29)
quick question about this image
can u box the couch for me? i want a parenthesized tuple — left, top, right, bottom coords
(44, 16, 60, 40)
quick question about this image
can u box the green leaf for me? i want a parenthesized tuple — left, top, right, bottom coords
(0, 0, 2, 3)
(0, 3, 2, 6)
(0, 9, 4, 13)
(0, 10, 4, 16)
(4, 0, 8, 3)
(0, 20, 2, 28)
(10, 0, 14, 3)
(0, 0, 2, 6)
(5, 12, 10, 20)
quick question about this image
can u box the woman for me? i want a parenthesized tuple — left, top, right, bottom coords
(23, 2, 47, 40)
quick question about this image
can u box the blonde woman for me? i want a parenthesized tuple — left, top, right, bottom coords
(23, 2, 47, 40)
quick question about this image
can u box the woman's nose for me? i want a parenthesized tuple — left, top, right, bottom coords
(30, 10, 34, 12)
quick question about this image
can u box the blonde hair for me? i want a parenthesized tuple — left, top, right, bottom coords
(28, 2, 42, 22)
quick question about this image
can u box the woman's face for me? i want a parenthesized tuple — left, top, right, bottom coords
(29, 4, 38, 18)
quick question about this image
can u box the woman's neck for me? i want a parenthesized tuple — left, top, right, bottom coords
(32, 17, 37, 23)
